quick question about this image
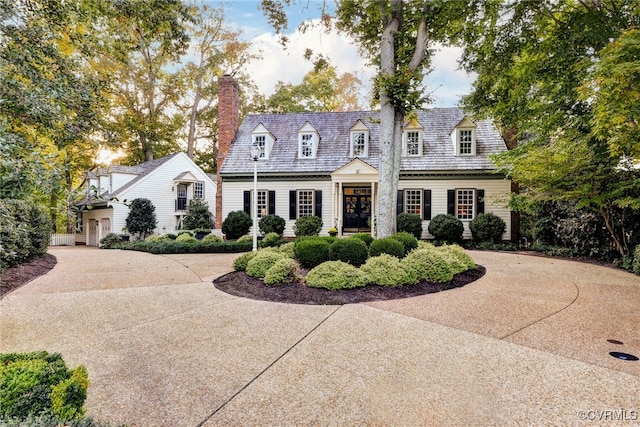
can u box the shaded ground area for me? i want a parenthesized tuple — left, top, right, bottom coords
(214, 266, 486, 305)
(0, 254, 57, 299)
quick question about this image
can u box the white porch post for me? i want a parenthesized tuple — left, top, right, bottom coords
(338, 181, 343, 236)
(371, 181, 376, 237)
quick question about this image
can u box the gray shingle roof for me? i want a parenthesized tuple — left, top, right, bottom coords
(219, 108, 507, 176)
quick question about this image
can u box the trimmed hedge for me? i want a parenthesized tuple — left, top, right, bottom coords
(233, 251, 257, 271)
(222, 211, 252, 240)
(264, 258, 301, 286)
(293, 216, 322, 237)
(0, 199, 52, 272)
(305, 261, 367, 290)
(361, 254, 417, 287)
(438, 244, 476, 274)
(369, 237, 405, 258)
(246, 250, 289, 278)
(261, 232, 281, 247)
(469, 213, 506, 243)
(428, 214, 464, 243)
(113, 240, 253, 254)
(352, 232, 374, 247)
(391, 231, 418, 256)
(397, 212, 422, 239)
(259, 214, 286, 236)
(294, 237, 331, 268)
(402, 248, 454, 283)
(328, 237, 369, 267)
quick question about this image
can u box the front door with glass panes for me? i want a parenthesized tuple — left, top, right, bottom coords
(343, 187, 372, 232)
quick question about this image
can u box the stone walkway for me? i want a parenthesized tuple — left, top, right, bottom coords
(1, 247, 638, 426)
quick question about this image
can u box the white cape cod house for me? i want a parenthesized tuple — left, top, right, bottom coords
(216, 77, 513, 240)
(76, 152, 216, 246)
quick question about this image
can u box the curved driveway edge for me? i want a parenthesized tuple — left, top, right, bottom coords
(0, 247, 638, 426)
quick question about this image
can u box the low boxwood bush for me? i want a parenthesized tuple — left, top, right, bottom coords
(369, 237, 405, 259)
(328, 237, 369, 267)
(233, 251, 257, 271)
(469, 213, 506, 243)
(116, 239, 252, 254)
(352, 232, 374, 247)
(294, 237, 331, 268)
(222, 210, 252, 240)
(0, 351, 88, 421)
(202, 233, 222, 243)
(264, 258, 301, 286)
(100, 233, 123, 248)
(259, 214, 286, 236)
(305, 261, 367, 290)
(391, 231, 418, 256)
(176, 233, 197, 243)
(236, 234, 252, 243)
(246, 250, 289, 278)
(293, 216, 322, 237)
(261, 232, 281, 247)
(361, 254, 417, 287)
(428, 214, 464, 244)
(397, 212, 422, 239)
(438, 245, 476, 274)
(277, 241, 296, 258)
(402, 248, 454, 283)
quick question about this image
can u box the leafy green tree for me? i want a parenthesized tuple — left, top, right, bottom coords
(458, 0, 640, 256)
(125, 198, 157, 240)
(182, 198, 214, 230)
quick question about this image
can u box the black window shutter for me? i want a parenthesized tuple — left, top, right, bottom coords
(397, 190, 404, 215)
(476, 189, 485, 215)
(268, 190, 276, 215)
(447, 190, 456, 216)
(315, 190, 322, 218)
(243, 191, 251, 215)
(423, 189, 432, 220)
(289, 190, 297, 220)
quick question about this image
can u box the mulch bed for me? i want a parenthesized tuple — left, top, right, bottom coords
(214, 265, 486, 305)
(0, 254, 57, 299)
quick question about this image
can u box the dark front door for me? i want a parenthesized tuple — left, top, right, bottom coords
(176, 184, 188, 210)
(343, 187, 371, 232)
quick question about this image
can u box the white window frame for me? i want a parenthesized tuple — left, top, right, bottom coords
(403, 130, 422, 156)
(256, 190, 267, 219)
(253, 134, 268, 159)
(297, 190, 315, 217)
(456, 128, 476, 156)
(194, 182, 204, 199)
(404, 189, 422, 217)
(456, 189, 475, 220)
(299, 133, 316, 159)
(350, 131, 368, 157)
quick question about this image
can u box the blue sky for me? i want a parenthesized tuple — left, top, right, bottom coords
(204, 1, 475, 108)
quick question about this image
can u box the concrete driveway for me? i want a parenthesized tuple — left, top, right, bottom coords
(1, 247, 639, 426)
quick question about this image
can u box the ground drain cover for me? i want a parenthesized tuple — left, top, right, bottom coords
(609, 352, 639, 361)
(607, 339, 624, 345)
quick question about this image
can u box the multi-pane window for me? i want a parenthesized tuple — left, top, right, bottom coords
(405, 131, 421, 156)
(459, 129, 473, 155)
(297, 190, 314, 217)
(404, 189, 422, 216)
(300, 134, 315, 158)
(256, 190, 267, 218)
(254, 135, 267, 159)
(457, 189, 475, 220)
(194, 182, 204, 199)
(351, 132, 366, 157)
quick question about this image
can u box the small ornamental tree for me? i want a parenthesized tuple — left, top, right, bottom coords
(259, 214, 286, 236)
(222, 210, 252, 240)
(125, 198, 157, 240)
(182, 198, 214, 230)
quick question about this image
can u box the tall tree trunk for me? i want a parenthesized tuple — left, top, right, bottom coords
(65, 169, 74, 234)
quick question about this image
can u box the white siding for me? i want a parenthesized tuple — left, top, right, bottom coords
(110, 173, 138, 192)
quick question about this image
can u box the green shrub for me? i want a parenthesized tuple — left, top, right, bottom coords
(236, 234, 252, 243)
(176, 233, 197, 243)
(328, 237, 369, 266)
(293, 216, 322, 237)
(144, 235, 161, 242)
(428, 214, 464, 243)
(277, 241, 296, 258)
(264, 258, 301, 286)
(391, 231, 419, 256)
(418, 241, 437, 250)
(397, 212, 422, 239)
(246, 250, 288, 278)
(99, 233, 122, 248)
(369, 237, 405, 258)
(177, 231, 193, 237)
(233, 251, 257, 271)
(166, 233, 177, 240)
(469, 213, 506, 243)
(437, 245, 476, 274)
(305, 261, 367, 290)
(125, 198, 157, 240)
(259, 214, 286, 236)
(202, 233, 222, 242)
(261, 232, 281, 247)
(402, 248, 454, 283)
(0, 199, 52, 272)
(361, 254, 417, 287)
(222, 210, 252, 240)
(182, 198, 213, 230)
(0, 351, 88, 421)
(294, 237, 331, 268)
(352, 232, 374, 247)
(633, 245, 640, 275)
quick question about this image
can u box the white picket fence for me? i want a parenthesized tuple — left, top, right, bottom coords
(49, 234, 76, 246)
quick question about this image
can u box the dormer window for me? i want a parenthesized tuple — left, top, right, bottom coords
(452, 117, 477, 156)
(403, 120, 423, 157)
(298, 122, 319, 159)
(251, 124, 275, 160)
(349, 120, 369, 158)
